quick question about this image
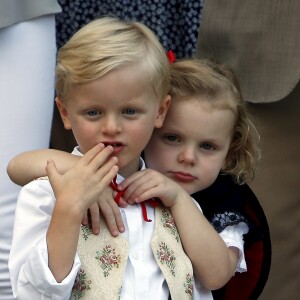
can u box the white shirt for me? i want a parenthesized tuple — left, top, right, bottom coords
(9, 147, 248, 300)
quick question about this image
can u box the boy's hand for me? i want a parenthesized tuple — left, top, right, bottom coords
(46, 144, 118, 213)
(82, 186, 126, 236)
(118, 169, 188, 208)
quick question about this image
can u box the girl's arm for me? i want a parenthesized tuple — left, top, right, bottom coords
(7, 147, 125, 236)
(7, 149, 79, 186)
(167, 190, 239, 290)
(119, 169, 239, 290)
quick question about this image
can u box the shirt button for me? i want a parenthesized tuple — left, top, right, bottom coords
(133, 253, 139, 260)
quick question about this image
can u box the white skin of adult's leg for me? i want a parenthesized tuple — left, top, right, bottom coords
(0, 15, 56, 299)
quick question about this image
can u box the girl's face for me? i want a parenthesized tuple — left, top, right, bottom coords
(144, 97, 235, 194)
(56, 64, 170, 178)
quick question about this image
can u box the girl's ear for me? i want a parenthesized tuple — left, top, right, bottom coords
(154, 95, 171, 128)
(55, 97, 72, 130)
(222, 146, 233, 171)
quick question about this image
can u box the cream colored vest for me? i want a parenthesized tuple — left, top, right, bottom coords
(70, 205, 194, 300)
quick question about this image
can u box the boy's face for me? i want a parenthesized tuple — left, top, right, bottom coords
(56, 64, 170, 177)
(144, 97, 235, 194)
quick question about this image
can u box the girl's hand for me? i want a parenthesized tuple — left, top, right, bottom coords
(46, 144, 118, 214)
(118, 169, 188, 208)
(82, 186, 126, 237)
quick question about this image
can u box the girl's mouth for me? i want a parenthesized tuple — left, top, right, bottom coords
(170, 171, 196, 182)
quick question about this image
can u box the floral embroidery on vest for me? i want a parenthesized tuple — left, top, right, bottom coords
(74, 205, 195, 299)
(156, 241, 176, 276)
(95, 245, 121, 277)
(81, 225, 92, 241)
(184, 273, 194, 298)
(71, 268, 91, 299)
(161, 209, 180, 243)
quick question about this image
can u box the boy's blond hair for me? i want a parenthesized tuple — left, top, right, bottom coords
(169, 59, 260, 184)
(55, 17, 170, 102)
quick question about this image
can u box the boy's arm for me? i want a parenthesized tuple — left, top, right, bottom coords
(7, 149, 79, 186)
(46, 144, 118, 282)
(119, 169, 239, 290)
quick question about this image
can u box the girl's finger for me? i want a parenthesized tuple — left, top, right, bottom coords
(116, 197, 128, 208)
(89, 203, 100, 235)
(81, 211, 89, 226)
(99, 201, 120, 237)
(118, 170, 146, 190)
(123, 174, 156, 202)
(109, 199, 125, 233)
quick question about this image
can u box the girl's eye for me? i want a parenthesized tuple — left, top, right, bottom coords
(201, 143, 215, 150)
(123, 108, 136, 115)
(165, 134, 180, 143)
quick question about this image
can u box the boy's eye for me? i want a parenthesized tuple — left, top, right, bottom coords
(86, 109, 101, 116)
(123, 108, 136, 115)
(165, 134, 180, 143)
(201, 142, 215, 150)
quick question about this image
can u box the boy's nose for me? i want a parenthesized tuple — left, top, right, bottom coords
(102, 115, 121, 135)
(177, 147, 197, 165)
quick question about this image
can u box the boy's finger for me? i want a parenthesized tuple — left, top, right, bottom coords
(80, 143, 114, 170)
(96, 161, 118, 188)
(46, 160, 59, 184)
(79, 143, 105, 166)
(92, 146, 116, 171)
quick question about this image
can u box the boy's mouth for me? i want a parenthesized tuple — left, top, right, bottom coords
(102, 141, 124, 155)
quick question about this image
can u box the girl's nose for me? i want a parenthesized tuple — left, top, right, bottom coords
(177, 147, 197, 165)
(102, 115, 121, 135)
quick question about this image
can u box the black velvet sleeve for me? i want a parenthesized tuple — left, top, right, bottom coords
(192, 175, 271, 300)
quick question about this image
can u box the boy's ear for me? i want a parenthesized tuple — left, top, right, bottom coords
(55, 97, 72, 130)
(154, 95, 171, 128)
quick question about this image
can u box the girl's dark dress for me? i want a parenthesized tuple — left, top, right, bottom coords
(193, 175, 271, 300)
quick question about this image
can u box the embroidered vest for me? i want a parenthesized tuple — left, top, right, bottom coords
(70, 205, 194, 300)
